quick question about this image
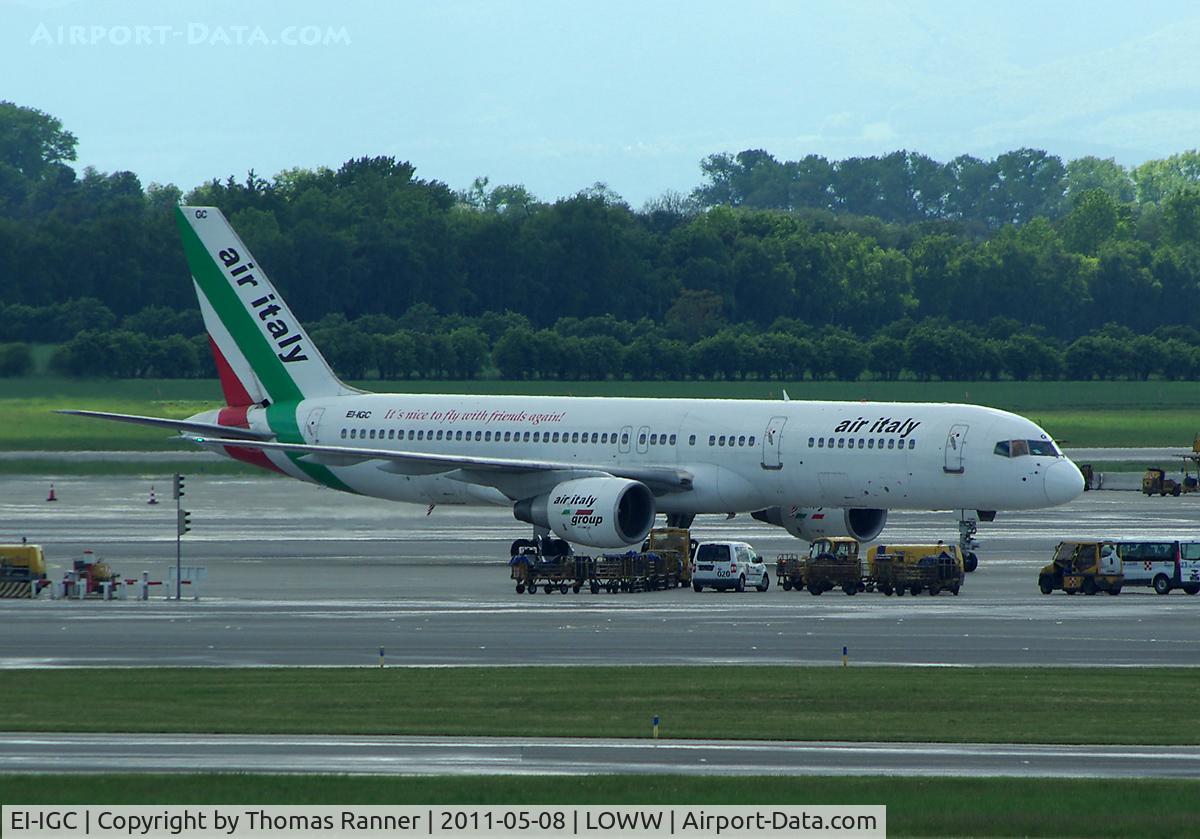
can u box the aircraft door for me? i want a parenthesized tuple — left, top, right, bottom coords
(762, 416, 787, 470)
(304, 407, 325, 444)
(636, 425, 650, 454)
(619, 425, 633, 454)
(944, 423, 968, 474)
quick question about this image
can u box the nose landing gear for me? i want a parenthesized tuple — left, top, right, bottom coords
(958, 512, 980, 573)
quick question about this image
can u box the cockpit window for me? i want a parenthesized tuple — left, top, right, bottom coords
(994, 439, 1060, 458)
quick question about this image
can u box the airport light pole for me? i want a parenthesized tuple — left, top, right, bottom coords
(172, 473, 190, 600)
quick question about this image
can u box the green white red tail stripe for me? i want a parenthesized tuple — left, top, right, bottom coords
(176, 205, 349, 406)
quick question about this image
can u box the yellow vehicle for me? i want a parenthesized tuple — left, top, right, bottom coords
(1038, 541, 1123, 596)
(641, 527, 695, 585)
(1142, 467, 1181, 497)
(0, 543, 48, 598)
(804, 537, 863, 595)
(867, 544, 965, 596)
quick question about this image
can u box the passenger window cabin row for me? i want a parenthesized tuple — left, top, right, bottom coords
(807, 436, 916, 451)
(337, 428, 768, 449)
(337, 426, 914, 453)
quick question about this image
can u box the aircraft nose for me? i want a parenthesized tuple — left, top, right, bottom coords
(1044, 460, 1085, 505)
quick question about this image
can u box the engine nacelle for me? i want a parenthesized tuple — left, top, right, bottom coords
(513, 477, 656, 548)
(751, 506, 888, 543)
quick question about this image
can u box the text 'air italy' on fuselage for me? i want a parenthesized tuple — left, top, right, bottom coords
(58, 205, 1085, 550)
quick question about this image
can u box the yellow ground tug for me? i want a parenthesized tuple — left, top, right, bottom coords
(0, 543, 48, 598)
(1038, 541, 1123, 595)
(802, 537, 864, 595)
(1142, 467, 1181, 497)
(867, 544, 965, 596)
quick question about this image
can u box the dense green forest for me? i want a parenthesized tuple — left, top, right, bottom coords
(3, 100, 1200, 382)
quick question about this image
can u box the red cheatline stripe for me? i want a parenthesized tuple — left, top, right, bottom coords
(216, 405, 285, 475)
(222, 444, 286, 475)
(208, 335, 255, 408)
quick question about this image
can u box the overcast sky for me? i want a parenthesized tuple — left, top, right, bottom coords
(4, 0, 1200, 206)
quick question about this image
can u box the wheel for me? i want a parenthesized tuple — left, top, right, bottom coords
(757, 574, 770, 592)
(572, 583, 581, 594)
(544, 584, 554, 594)
(910, 585, 922, 596)
(882, 586, 893, 596)
(1039, 579, 1053, 595)
(843, 583, 856, 595)
(693, 583, 703, 592)
(1173, 485, 1182, 497)
(526, 584, 537, 595)
(964, 552, 978, 573)
(515, 583, 525, 594)
(1065, 589, 1076, 595)
(736, 574, 746, 593)
(951, 584, 960, 595)
(559, 582, 569, 594)
(928, 585, 940, 596)
(1082, 577, 1096, 596)
(896, 587, 905, 596)
(590, 581, 600, 594)
(1184, 585, 1200, 595)
(1108, 586, 1121, 596)
(794, 580, 805, 593)
(810, 586, 822, 595)
(1153, 575, 1172, 595)
(782, 578, 792, 591)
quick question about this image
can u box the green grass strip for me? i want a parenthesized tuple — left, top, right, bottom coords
(0, 458, 269, 477)
(2, 667, 1197, 746)
(2, 774, 1197, 838)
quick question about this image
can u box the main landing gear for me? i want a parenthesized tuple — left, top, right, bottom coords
(665, 512, 695, 529)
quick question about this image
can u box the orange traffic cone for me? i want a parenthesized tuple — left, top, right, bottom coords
(148, 485, 158, 505)
(46, 483, 58, 502)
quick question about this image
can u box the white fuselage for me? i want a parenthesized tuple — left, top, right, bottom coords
(209, 393, 1083, 513)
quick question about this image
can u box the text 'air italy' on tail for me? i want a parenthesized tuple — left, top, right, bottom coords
(175, 205, 351, 407)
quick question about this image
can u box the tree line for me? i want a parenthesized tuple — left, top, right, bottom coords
(4, 101, 1200, 380)
(27, 312, 1200, 383)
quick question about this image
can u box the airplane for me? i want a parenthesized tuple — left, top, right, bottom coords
(61, 206, 1085, 565)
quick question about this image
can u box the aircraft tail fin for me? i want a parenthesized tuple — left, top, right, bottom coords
(176, 205, 352, 406)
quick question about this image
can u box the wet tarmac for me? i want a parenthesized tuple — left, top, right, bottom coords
(2, 476, 1198, 669)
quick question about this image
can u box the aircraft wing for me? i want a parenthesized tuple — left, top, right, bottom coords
(189, 436, 694, 494)
(54, 410, 276, 441)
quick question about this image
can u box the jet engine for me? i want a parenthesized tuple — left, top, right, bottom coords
(513, 477, 656, 548)
(751, 506, 887, 543)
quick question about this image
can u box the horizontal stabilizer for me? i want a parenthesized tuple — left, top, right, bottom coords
(55, 410, 275, 441)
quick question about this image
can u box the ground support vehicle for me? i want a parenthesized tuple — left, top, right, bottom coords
(1114, 541, 1200, 595)
(776, 553, 805, 591)
(1142, 467, 1181, 497)
(58, 551, 121, 599)
(0, 544, 49, 598)
(509, 539, 586, 594)
(691, 541, 769, 592)
(587, 551, 682, 593)
(1178, 455, 1200, 494)
(867, 544, 965, 596)
(640, 527, 694, 587)
(803, 537, 863, 595)
(1038, 541, 1123, 596)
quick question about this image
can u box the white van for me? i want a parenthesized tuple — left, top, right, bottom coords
(691, 541, 769, 592)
